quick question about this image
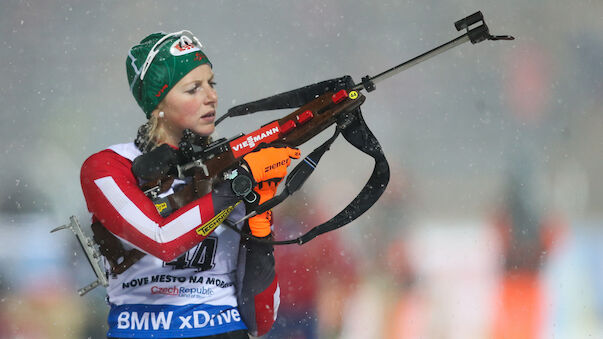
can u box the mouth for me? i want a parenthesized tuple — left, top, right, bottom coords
(200, 111, 216, 120)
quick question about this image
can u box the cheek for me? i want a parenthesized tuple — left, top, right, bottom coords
(172, 97, 202, 123)
(182, 100, 201, 116)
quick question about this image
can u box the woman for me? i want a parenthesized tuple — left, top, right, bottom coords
(80, 30, 299, 338)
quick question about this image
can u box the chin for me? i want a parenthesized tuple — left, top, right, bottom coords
(194, 124, 215, 137)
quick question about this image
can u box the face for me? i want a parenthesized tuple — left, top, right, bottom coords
(155, 64, 217, 143)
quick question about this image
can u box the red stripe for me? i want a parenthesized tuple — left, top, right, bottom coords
(253, 276, 278, 336)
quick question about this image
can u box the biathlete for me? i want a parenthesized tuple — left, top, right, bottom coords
(80, 30, 299, 338)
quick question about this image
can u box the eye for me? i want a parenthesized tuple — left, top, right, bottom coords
(186, 84, 201, 94)
(209, 81, 217, 88)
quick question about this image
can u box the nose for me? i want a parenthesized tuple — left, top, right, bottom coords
(205, 84, 218, 104)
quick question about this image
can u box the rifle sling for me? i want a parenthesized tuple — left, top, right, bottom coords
(296, 109, 390, 244)
(239, 108, 390, 245)
(91, 221, 145, 275)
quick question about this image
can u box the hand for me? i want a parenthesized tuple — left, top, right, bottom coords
(131, 144, 178, 181)
(242, 146, 300, 237)
(242, 146, 300, 184)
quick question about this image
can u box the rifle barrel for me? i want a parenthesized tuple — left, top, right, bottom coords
(352, 33, 471, 92)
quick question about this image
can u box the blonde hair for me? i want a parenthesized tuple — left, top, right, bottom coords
(135, 115, 166, 152)
(146, 115, 162, 147)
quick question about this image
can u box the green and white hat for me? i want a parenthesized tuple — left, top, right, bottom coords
(126, 30, 212, 118)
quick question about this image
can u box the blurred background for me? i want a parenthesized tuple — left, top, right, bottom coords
(1, 0, 602, 338)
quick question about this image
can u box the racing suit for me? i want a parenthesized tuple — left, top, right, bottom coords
(80, 142, 279, 338)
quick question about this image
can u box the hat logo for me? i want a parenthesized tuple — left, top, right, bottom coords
(194, 52, 206, 62)
(155, 84, 169, 97)
(170, 40, 200, 56)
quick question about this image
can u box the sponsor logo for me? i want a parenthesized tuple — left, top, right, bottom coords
(178, 286, 214, 297)
(349, 90, 359, 99)
(150, 285, 214, 297)
(229, 122, 281, 158)
(155, 84, 169, 97)
(196, 201, 241, 236)
(169, 40, 200, 56)
(116, 308, 242, 331)
(155, 202, 168, 213)
(176, 309, 241, 330)
(151, 285, 179, 296)
(194, 52, 206, 62)
(117, 311, 173, 330)
(265, 159, 290, 173)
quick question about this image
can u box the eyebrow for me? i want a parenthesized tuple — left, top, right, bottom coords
(184, 75, 214, 88)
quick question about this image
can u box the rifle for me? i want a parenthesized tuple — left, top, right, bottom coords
(134, 11, 513, 244)
(53, 11, 513, 295)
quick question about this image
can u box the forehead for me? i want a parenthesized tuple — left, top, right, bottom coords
(177, 64, 213, 85)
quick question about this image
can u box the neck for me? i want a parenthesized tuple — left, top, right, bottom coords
(159, 134, 181, 148)
(155, 122, 183, 147)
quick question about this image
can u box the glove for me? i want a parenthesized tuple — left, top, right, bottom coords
(242, 146, 301, 184)
(242, 146, 300, 237)
(131, 144, 178, 181)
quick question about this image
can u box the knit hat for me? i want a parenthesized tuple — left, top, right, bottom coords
(126, 30, 212, 118)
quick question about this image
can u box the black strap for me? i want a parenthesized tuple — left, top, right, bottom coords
(297, 109, 389, 244)
(272, 109, 388, 245)
(215, 76, 354, 126)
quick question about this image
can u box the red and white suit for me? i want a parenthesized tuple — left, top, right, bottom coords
(81, 142, 279, 338)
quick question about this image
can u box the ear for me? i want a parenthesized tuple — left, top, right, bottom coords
(150, 108, 162, 120)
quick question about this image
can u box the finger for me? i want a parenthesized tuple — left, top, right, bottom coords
(248, 211, 272, 237)
(288, 147, 301, 159)
(255, 180, 278, 192)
